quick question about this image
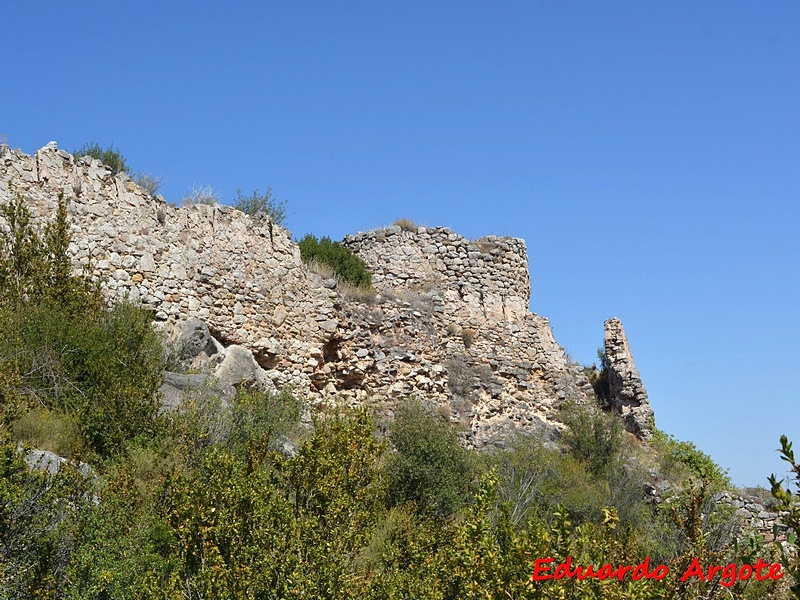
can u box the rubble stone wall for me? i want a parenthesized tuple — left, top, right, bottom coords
(604, 317, 654, 440)
(0, 142, 594, 447)
(343, 227, 530, 324)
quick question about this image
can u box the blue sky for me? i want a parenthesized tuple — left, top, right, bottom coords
(3, 2, 798, 487)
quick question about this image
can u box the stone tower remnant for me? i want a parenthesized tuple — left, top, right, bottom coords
(604, 317, 654, 440)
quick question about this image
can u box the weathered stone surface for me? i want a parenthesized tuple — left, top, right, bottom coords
(1, 143, 619, 448)
(159, 371, 235, 412)
(23, 448, 93, 478)
(176, 317, 217, 360)
(604, 317, 654, 440)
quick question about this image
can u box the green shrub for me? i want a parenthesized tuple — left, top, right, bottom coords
(298, 233, 372, 289)
(652, 428, 731, 489)
(233, 187, 287, 226)
(0, 431, 90, 599)
(11, 407, 83, 458)
(0, 192, 98, 309)
(561, 403, 623, 479)
(386, 400, 473, 518)
(584, 347, 611, 407)
(73, 142, 130, 175)
(0, 193, 167, 458)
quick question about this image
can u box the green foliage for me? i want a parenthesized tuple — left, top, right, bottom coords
(584, 347, 612, 406)
(561, 403, 623, 479)
(770, 435, 800, 598)
(0, 192, 97, 308)
(11, 407, 83, 458)
(0, 432, 90, 599)
(387, 400, 473, 518)
(233, 187, 287, 226)
(298, 233, 372, 289)
(73, 142, 130, 175)
(0, 193, 166, 458)
(5, 298, 167, 458)
(652, 428, 731, 489)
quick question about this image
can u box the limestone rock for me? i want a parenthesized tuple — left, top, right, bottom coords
(159, 371, 235, 412)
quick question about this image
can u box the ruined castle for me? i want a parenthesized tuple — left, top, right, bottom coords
(0, 142, 654, 447)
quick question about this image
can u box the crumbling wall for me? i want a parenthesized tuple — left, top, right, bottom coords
(343, 226, 530, 324)
(604, 317, 654, 440)
(0, 142, 596, 447)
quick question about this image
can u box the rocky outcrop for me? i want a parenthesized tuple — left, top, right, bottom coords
(604, 317, 654, 440)
(1, 142, 613, 448)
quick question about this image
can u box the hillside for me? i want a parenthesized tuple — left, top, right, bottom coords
(0, 142, 793, 599)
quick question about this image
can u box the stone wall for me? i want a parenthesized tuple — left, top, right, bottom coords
(604, 317, 654, 440)
(0, 142, 335, 391)
(0, 142, 595, 447)
(343, 226, 530, 325)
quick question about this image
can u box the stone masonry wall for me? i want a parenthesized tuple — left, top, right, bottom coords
(604, 317, 655, 440)
(0, 142, 336, 391)
(343, 226, 530, 325)
(1, 142, 595, 447)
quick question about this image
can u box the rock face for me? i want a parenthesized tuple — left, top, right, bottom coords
(604, 317, 654, 440)
(1, 142, 627, 447)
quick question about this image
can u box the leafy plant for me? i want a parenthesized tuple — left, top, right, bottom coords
(298, 233, 372, 289)
(652, 428, 731, 490)
(73, 142, 130, 175)
(386, 400, 473, 518)
(770, 435, 800, 598)
(561, 403, 623, 479)
(233, 187, 287, 226)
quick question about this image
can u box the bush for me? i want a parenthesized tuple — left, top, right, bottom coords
(73, 142, 130, 175)
(233, 187, 287, 226)
(652, 428, 731, 490)
(0, 193, 167, 458)
(584, 347, 611, 407)
(298, 234, 372, 289)
(132, 172, 163, 196)
(561, 403, 623, 478)
(386, 400, 473, 518)
(181, 184, 220, 207)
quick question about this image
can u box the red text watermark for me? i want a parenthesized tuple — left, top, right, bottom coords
(532, 556, 783, 588)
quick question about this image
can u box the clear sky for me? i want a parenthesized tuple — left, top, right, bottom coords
(3, 2, 798, 487)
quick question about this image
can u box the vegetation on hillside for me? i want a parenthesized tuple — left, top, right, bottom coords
(0, 191, 794, 598)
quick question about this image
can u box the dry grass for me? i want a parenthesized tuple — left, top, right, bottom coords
(181, 184, 220, 207)
(394, 218, 418, 232)
(12, 407, 83, 458)
(475, 238, 499, 254)
(306, 259, 376, 304)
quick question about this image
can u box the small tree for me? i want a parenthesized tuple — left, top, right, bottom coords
(386, 400, 473, 518)
(72, 142, 130, 175)
(233, 187, 287, 226)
